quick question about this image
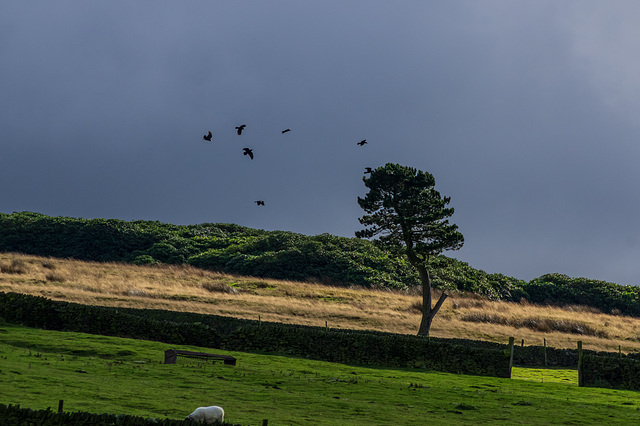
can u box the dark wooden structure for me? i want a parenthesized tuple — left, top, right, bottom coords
(164, 349, 237, 366)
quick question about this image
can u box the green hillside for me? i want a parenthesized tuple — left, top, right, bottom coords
(2, 211, 640, 316)
(4, 324, 640, 425)
(0, 211, 522, 298)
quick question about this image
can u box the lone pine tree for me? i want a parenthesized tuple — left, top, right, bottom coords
(356, 163, 464, 336)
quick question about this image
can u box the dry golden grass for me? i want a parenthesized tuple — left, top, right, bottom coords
(2, 252, 640, 354)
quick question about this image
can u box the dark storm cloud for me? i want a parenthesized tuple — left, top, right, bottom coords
(2, 1, 640, 286)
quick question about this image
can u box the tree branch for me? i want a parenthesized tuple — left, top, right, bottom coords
(431, 291, 448, 317)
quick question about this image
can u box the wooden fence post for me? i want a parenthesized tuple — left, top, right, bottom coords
(521, 339, 524, 347)
(543, 338, 548, 367)
(508, 337, 515, 378)
(58, 400, 64, 413)
(577, 341, 583, 387)
(262, 419, 268, 426)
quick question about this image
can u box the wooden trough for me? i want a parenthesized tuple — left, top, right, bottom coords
(164, 349, 237, 366)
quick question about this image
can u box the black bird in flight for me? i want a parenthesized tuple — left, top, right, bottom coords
(203, 131, 212, 141)
(281, 128, 291, 134)
(364, 167, 372, 174)
(255, 200, 265, 206)
(243, 147, 254, 159)
(236, 124, 247, 135)
(357, 139, 367, 146)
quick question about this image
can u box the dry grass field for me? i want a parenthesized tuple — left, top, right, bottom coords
(2, 252, 640, 355)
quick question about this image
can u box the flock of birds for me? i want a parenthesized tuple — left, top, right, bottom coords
(202, 125, 370, 207)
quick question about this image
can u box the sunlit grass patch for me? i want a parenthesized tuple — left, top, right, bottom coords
(511, 367, 578, 385)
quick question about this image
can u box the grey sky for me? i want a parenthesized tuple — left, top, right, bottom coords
(2, 1, 640, 286)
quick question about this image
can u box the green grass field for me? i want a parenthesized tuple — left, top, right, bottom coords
(1, 323, 639, 425)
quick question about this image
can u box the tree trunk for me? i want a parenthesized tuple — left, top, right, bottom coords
(415, 261, 447, 336)
(418, 291, 447, 336)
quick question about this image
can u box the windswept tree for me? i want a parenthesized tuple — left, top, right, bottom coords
(356, 163, 464, 336)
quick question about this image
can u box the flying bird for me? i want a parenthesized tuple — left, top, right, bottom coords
(364, 167, 372, 174)
(236, 124, 246, 135)
(203, 131, 212, 141)
(357, 139, 367, 146)
(242, 147, 254, 159)
(255, 200, 265, 206)
(281, 128, 291, 134)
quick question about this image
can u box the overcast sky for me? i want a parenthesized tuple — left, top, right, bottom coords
(2, 1, 640, 286)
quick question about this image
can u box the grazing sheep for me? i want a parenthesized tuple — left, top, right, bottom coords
(186, 405, 224, 424)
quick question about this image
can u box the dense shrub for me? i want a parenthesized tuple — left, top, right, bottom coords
(512, 273, 640, 317)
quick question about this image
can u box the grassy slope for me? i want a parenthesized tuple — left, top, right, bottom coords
(0, 212, 524, 297)
(6, 212, 640, 318)
(1, 253, 639, 354)
(2, 324, 640, 425)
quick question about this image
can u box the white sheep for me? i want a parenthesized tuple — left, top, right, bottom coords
(185, 405, 225, 424)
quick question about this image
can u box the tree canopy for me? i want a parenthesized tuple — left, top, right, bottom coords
(356, 163, 463, 259)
